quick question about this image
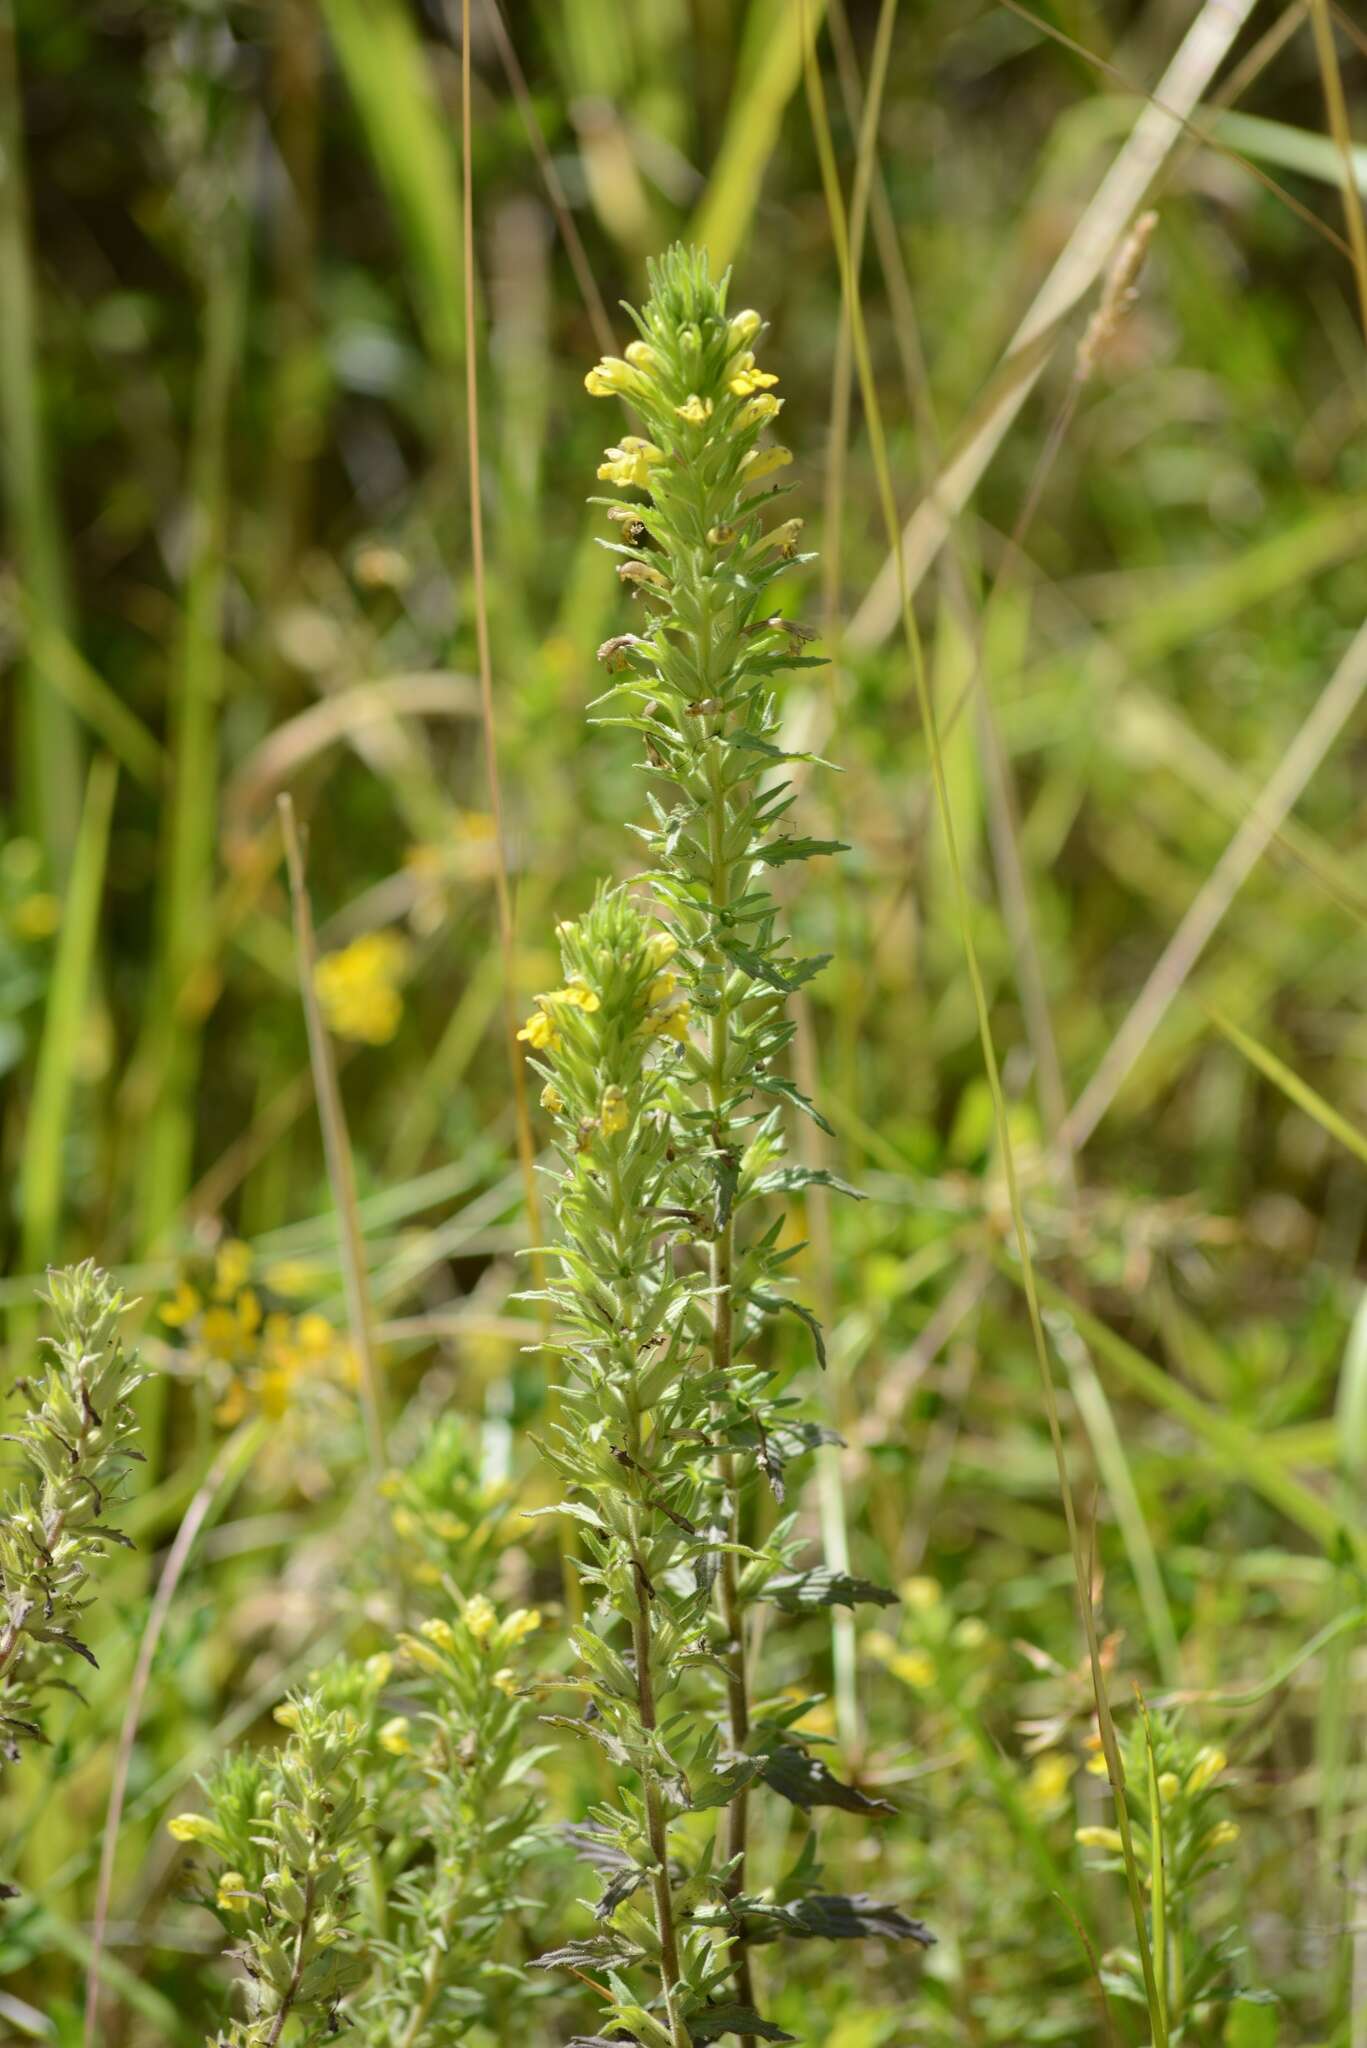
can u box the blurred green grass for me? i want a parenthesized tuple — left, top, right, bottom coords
(1, 1, 1366, 2042)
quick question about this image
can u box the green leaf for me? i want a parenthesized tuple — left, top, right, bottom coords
(748, 1286, 827, 1369)
(763, 1570, 897, 1614)
(759, 1742, 895, 1815)
(753, 1073, 835, 1136)
(740, 1893, 933, 1945)
(752, 1165, 865, 1202)
(689, 1756, 766, 1809)
(532, 1936, 645, 1973)
(752, 836, 849, 867)
(690, 2008, 797, 2043)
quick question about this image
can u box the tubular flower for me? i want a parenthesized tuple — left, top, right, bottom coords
(597, 436, 666, 489)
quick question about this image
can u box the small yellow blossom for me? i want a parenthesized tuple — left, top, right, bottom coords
(1203, 1819, 1240, 1850)
(274, 1701, 302, 1730)
(215, 1872, 251, 1914)
(600, 1088, 629, 1137)
(625, 340, 658, 368)
(397, 1632, 445, 1675)
(759, 517, 804, 559)
(168, 1812, 218, 1844)
(1075, 1826, 1124, 1852)
(1085, 1752, 1110, 1778)
(1185, 1747, 1226, 1795)
(728, 309, 762, 345)
(1024, 1753, 1077, 1816)
(296, 1312, 334, 1356)
(378, 1716, 412, 1757)
(550, 983, 601, 1013)
(420, 1617, 457, 1652)
(540, 1081, 565, 1113)
(516, 1009, 561, 1052)
(503, 1607, 542, 1645)
(314, 930, 410, 1046)
(737, 393, 783, 429)
(741, 444, 793, 483)
(200, 1306, 244, 1362)
(618, 561, 670, 593)
(675, 393, 714, 424)
(160, 1281, 202, 1328)
(888, 1650, 936, 1689)
(213, 1239, 253, 1298)
(728, 353, 779, 397)
(597, 437, 666, 489)
(1157, 1771, 1180, 1805)
(493, 1667, 520, 1695)
(365, 1652, 393, 1686)
(900, 1576, 941, 1614)
(584, 356, 635, 397)
(463, 1595, 497, 1645)
(644, 931, 677, 970)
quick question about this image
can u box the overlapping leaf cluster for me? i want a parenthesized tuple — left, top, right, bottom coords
(520, 246, 930, 2048)
(0, 1261, 150, 1768)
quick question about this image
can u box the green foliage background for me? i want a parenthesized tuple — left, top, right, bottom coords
(1, 1, 1365, 2043)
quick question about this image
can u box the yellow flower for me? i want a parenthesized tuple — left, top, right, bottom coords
(597, 437, 666, 489)
(296, 1312, 334, 1357)
(200, 1306, 244, 1362)
(215, 1872, 251, 1914)
(899, 1575, 941, 1614)
(492, 1667, 519, 1695)
(759, 517, 804, 559)
(516, 1008, 560, 1052)
(1024, 1753, 1077, 1816)
(314, 931, 410, 1046)
(236, 1288, 262, 1338)
(888, 1650, 935, 1690)
(741, 444, 793, 483)
(728, 309, 762, 345)
(584, 356, 635, 397)
(643, 990, 691, 1043)
(378, 1715, 412, 1757)
(365, 1652, 393, 1686)
(549, 983, 601, 1013)
(1157, 1771, 1180, 1805)
(159, 1281, 202, 1328)
(213, 1239, 253, 1298)
(600, 1088, 629, 1137)
(675, 393, 713, 424)
(463, 1595, 497, 1645)
(1075, 1826, 1124, 1852)
(213, 1380, 250, 1428)
(168, 1813, 218, 1844)
(644, 931, 677, 970)
(1203, 1819, 1240, 1851)
(737, 393, 783, 429)
(728, 353, 779, 397)
(502, 1607, 542, 1645)
(540, 1081, 565, 1113)
(420, 1617, 457, 1652)
(1185, 1747, 1226, 1795)
(274, 1701, 302, 1730)
(397, 1632, 445, 1675)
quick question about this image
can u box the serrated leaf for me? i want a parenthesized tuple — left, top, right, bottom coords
(690, 2007, 797, 2043)
(751, 1165, 865, 1202)
(748, 1287, 826, 1370)
(689, 1756, 766, 1809)
(752, 1074, 834, 1136)
(531, 1935, 645, 1972)
(763, 1570, 897, 1614)
(743, 1893, 934, 1945)
(752, 837, 849, 867)
(759, 1742, 895, 1815)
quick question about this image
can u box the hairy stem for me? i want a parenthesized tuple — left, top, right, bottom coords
(630, 1539, 690, 2048)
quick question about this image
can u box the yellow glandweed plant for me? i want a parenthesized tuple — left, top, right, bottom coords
(519, 245, 930, 2048)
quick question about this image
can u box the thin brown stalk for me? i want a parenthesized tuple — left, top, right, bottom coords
(478, 0, 616, 357)
(1308, 0, 1367, 343)
(278, 793, 387, 1480)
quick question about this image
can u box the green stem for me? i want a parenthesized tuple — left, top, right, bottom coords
(703, 732, 757, 2043)
(628, 1504, 691, 2048)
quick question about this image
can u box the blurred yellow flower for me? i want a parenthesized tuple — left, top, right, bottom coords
(378, 1716, 412, 1757)
(463, 1595, 497, 1645)
(314, 930, 410, 1045)
(215, 1872, 250, 1914)
(600, 1088, 629, 1136)
(1075, 1825, 1124, 1852)
(597, 437, 665, 489)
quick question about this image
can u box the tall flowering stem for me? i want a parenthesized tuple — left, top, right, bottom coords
(590, 250, 842, 1984)
(520, 247, 931, 2047)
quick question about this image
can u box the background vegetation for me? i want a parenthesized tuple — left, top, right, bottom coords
(1, 0, 1366, 2042)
